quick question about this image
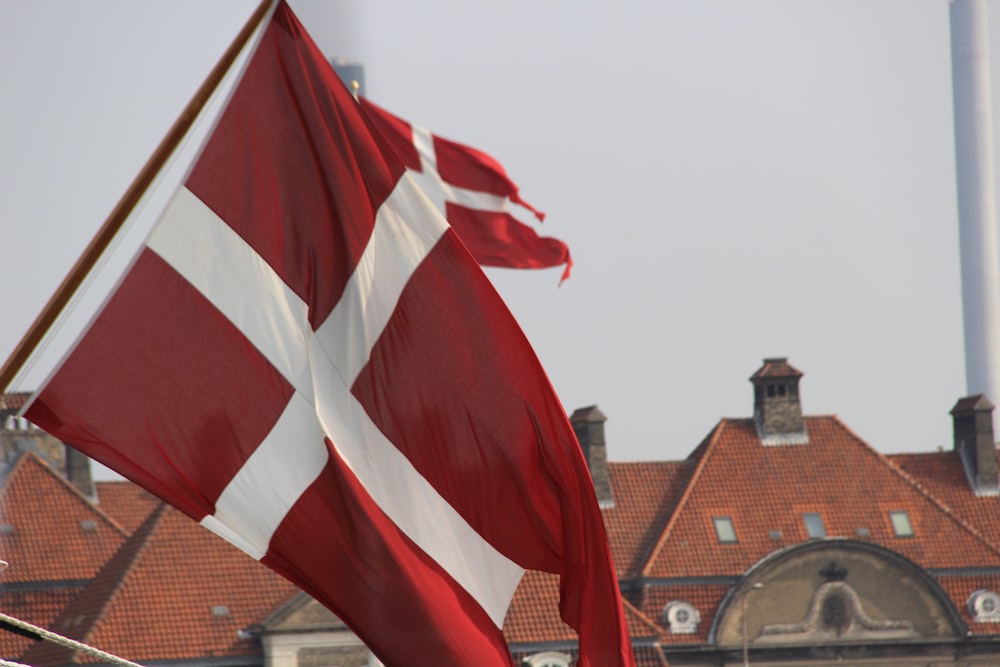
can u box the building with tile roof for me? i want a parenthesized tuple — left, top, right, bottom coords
(504, 358, 1000, 666)
(0, 453, 127, 661)
(20, 502, 300, 667)
(4, 357, 1000, 666)
(0, 450, 376, 667)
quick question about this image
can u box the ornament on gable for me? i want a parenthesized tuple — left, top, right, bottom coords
(756, 562, 919, 642)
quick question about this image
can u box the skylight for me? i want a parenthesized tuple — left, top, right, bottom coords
(713, 516, 737, 543)
(889, 511, 914, 537)
(803, 513, 826, 538)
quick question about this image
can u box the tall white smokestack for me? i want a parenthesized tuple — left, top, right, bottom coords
(950, 0, 1000, 404)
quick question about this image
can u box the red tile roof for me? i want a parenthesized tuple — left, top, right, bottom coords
(93, 481, 160, 533)
(604, 461, 693, 578)
(504, 570, 575, 643)
(0, 392, 32, 412)
(0, 588, 79, 659)
(22, 503, 298, 665)
(0, 453, 128, 584)
(506, 411, 1000, 653)
(9, 376, 1000, 663)
(934, 572, 1000, 634)
(503, 570, 663, 645)
(890, 450, 1000, 550)
(637, 583, 733, 645)
(0, 453, 130, 661)
(640, 417, 1000, 579)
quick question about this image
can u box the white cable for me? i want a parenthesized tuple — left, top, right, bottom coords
(0, 659, 34, 667)
(0, 613, 145, 667)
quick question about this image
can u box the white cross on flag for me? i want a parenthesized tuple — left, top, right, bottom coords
(359, 96, 573, 283)
(21, 3, 632, 666)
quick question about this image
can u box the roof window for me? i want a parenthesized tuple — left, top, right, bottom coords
(713, 516, 737, 543)
(803, 513, 826, 538)
(889, 511, 914, 537)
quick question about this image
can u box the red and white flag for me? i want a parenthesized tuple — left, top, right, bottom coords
(22, 3, 630, 666)
(359, 97, 573, 283)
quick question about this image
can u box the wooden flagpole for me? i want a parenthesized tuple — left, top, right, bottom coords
(0, 0, 275, 394)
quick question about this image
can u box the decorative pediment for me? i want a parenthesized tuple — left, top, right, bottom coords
(712, 540, 966, 648)
(756, 580, 918, 643)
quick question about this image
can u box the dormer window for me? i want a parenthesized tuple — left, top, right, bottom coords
(803, 513, 826, 538)
(889, 511, 914, 537)
(713, 516, 737, 543)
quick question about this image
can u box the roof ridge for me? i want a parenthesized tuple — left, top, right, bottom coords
(21, 503, 167, 666)
(620, 596, 665, 639)
(0, 448, 31, 492)
(638, 420, 728, 578)
(828, 414, 1000, 561)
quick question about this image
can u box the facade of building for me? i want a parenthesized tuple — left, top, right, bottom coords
(3, 358, 1000, 666)
(504, 358, 1000, 665)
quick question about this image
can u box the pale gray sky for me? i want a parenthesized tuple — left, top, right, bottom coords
(0, 1, 988, 469)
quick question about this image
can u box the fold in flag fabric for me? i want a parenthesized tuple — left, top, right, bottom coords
(359, 96, 573, 283)
(23, 3, 631, 666)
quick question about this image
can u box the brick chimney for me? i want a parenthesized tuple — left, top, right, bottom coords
(64, 446, 95, 500)
(951, 394, 999, 495)
(570, 405, 613, 507)
(750, 357, 808, 445)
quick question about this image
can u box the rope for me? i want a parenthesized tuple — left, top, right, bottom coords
(0, 613, 144, 667)
(0, 659, 34, 667)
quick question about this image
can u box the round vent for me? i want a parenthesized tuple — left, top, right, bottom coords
(663, 600, 700, 634)
(968, 589, 1000, 622)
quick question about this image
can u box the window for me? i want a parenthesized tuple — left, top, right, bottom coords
(889, 510, 914, 537)
(713, 516, 737, 543)
(803, 512, 826, 538)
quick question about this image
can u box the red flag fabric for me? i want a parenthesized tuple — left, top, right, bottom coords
(23, 3, 630, 666)
(359, 96, 573, 283)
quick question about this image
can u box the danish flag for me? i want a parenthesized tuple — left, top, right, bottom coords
(360, 97, 572, 283)
(22, 2, 631, 666)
